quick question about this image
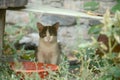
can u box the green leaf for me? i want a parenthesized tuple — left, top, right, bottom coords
(108, 66, 120, 78)
(98, 75, 113, 80)
(21, 51, 35, 60)
(114, 11, 120, 27)
(114, 33, 120, 43)
(5, 26, 18, 35)
(78, 42, 92, 48)
(84, 1, 99, 11)
(116, 0, 120, 3)
(88, 25, 102, 34)
(111, 3, 120, 13)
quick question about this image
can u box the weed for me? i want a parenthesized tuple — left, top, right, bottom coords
(2, 10, 120, 80)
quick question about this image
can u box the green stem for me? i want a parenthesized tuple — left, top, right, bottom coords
(108, 37, 112, 54)
(98, 47, 106, 55)
(111, 41, 117, 52)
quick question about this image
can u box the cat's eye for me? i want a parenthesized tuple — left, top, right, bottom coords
(40, 33, 46, 38)
(50, 32, 54, 35)
(42, 34, 46, 37)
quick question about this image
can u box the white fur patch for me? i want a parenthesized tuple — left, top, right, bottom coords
(44, 29, 53, 42)
(19, 33, 39, 46)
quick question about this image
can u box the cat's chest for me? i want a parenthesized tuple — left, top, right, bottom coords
(38, 42, 58, 54)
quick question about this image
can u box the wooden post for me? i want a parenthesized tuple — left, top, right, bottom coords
(0, 9, 6, 56)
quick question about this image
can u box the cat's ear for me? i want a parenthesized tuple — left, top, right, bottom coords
(37, 22, 44, 32)
(52, 22, 59, 31)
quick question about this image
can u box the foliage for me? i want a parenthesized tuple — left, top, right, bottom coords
(0, 61, 21, 80)
(88, 10, 120, 80)
(83, 0, 120, 13)
(4, 13, 37, 58)
(83, 1, 99, 11)
(111, 0, 120, 13)
(2, 10, 120, 80)
(111, 3, 120, 13)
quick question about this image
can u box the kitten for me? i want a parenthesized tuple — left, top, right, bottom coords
(37, 22, 61, 65)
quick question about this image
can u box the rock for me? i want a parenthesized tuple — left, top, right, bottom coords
(42, 0, 62, 4)
(29, 0, 41, 3)
(97, 0, 114, 2)
(37, 14, 76, 26)
(99, 1, 116, 13)
(89, 19, 101, 26)
(50, 1, 63, 8)
(64, 0, 83, 11)
(6, 10, 30, 26)
(80, 18, 89, 25)
(19, 33, 39, 46)
(15, 33, 39, 50)
(42, 0, 63, 8)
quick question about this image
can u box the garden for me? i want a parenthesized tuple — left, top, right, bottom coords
(0, 0, 120, 80)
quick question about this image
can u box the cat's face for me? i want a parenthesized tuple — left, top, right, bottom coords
(37, 22, 59, 43)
